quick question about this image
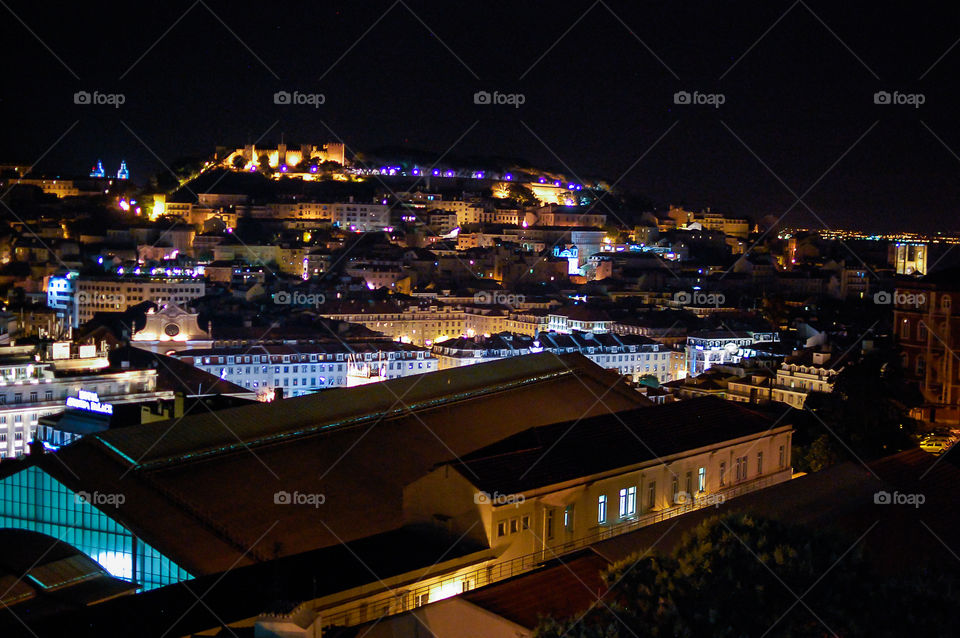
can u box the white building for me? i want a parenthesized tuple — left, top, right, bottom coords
(685, 330, 780, 376)
(0, 346, 171, 458)
(72, 276, 206, 327)
(432, 331, 676, 384)
(171, 341, 436, 399)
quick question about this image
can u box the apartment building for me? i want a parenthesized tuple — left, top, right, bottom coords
(771, 348, 850, 408)
(172, 341, 436, 398)
(404, 397, 793, 565)
(431, 331, 676, 383)
(0, 346, 169, 458)
(72, 276, 206, 328)
(894, 269, 960, 424)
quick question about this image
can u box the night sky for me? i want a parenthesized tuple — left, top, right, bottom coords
(3, 1, 960, 232)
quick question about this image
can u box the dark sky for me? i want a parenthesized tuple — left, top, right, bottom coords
(3, 1, 960, 233)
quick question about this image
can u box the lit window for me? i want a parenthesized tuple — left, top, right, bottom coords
(597, 494, 607, 524)
(619, 486, 636, 517)
(698, 467, 706, 492)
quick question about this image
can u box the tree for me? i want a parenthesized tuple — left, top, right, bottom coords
(508, 182, 538, 206)
(637, 374, 659, 388)
(232, 155, 246, 170)
(535, 514, 958, 638)
(804, 348, 919, 461)
(258, 154, 273, 174)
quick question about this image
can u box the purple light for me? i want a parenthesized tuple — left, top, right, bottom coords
(412, 168, 421, 176)
(504, 173, 513, 180)
(310, 165, 318, 173)
(432, 169, 440, 176)
(554, 180, 561, 187)
(538, 177, 546, 183)
(445, 170, 455, 177)
(280, 164, 288, 172)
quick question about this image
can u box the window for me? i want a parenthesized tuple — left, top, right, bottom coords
(685, 471, 692, 496)
(698, 467, 706, 492)
(509, 518, 519, 534)
(29, 392, 37, 403)
(597, 494, 607, 524)
(496, 521, 507, 537)
(619, 486, 636, 517)
(757, 452, 764, 475)
(564, 505, 574, 532)
(545, 510, 554, 539)
(521, 515, 530, 530)
(671, 476, 679, 502)
(778, 445, 785, 468)
(44, 391, 52, 401)
(647, 482, 656, 510)
(719, 462, 726, 485)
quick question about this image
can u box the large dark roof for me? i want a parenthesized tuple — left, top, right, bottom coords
(6, 526, 484, 638)
(447, 397, 790, 495)
(3, 353, 648, 578)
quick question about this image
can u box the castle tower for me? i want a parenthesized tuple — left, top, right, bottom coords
(117, 161, 129, 180)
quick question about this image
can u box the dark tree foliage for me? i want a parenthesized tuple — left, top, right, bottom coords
(802, 348, 919, 463)
(535, 514, 958, 638)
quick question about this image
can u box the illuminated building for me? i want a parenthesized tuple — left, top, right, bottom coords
(171, 341, 435, 398)
(890, 242, 927, 275)
(0, 354, 646, 597)
(90, 160, 105, 178)
(71, 275, 206, 328)
(0, 344, 171, 458)
(116, 160, 129, 180)
(129, 304, 212, 353)
(894, 268, 960, 423)
(222, 141, 346, 170)
(431, 331, 676, 383)
(685, 330, 781, 376)
(771, 347, 851, 408)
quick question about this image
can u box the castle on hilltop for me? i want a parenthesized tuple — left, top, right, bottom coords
(220, 142, 346, 170)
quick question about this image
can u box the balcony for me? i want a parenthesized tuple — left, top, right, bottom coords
(318, 469, 792, 629)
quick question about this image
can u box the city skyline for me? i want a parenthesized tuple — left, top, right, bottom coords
(3, 1, 960, 233)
